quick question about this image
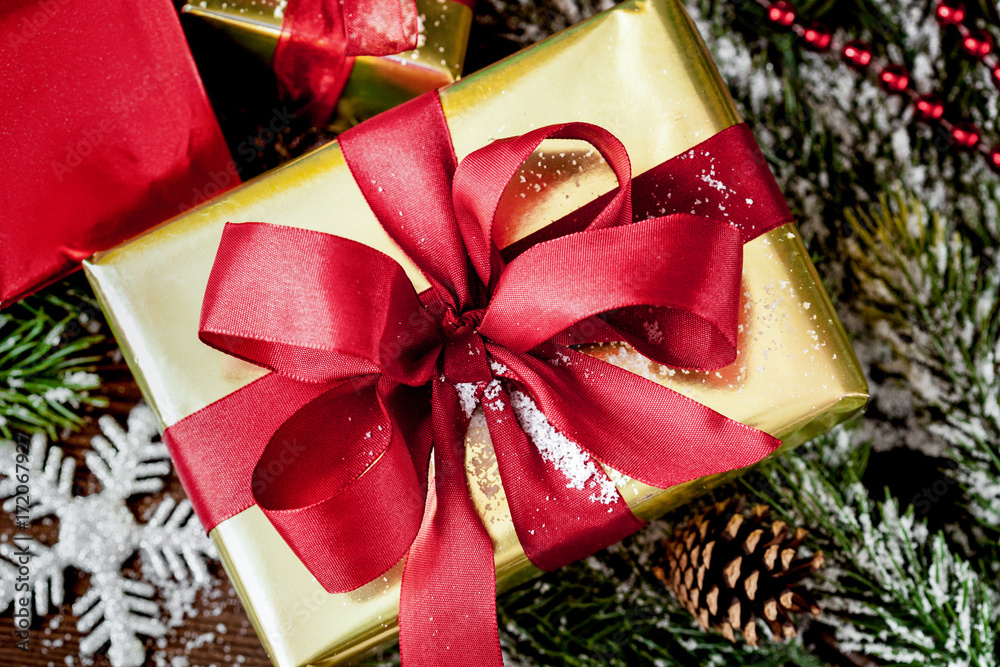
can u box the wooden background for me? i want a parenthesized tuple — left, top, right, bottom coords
(0, 353, 275, 666)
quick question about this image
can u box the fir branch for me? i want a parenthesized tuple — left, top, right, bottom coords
(753, 428, 999, 666)
(496, 541, 828, 667)
(843, 190, 1000, 540)
(0, 283, 108, 439)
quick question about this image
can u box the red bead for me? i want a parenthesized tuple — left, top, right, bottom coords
(935, 1, 966, 25)
(989, 146, 1000, 173)
(993, 65, 1000, 89)
(962, 30, 994, 58)
(879, 65, 910, 93)
(767, 1, 796, 27)
(842, 40, 872, 68)
(802, 23, 832, 51)
(914, 95, 945, 120)
(951, 123, 980, 149)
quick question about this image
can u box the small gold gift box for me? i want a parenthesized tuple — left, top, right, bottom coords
(182, 0, 472, 129)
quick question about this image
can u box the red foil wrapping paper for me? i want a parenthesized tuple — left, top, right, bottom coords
(0, 0, 236, 306)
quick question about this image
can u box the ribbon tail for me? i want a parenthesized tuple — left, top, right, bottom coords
(479, 365, 645, 572)
(399, 379, 502, 667)
(488, 345, 781, 491)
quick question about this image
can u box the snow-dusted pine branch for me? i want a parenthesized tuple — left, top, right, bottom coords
(760, 427, 998, 666)
(0, 286, 107, 439)
(844, 191, 1000, 538)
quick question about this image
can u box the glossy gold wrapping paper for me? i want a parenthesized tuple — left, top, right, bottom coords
(181, 0, 472, 129)
(85, 0, 868, 664)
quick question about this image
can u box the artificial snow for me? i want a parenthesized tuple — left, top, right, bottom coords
(508, 390, 618, 504)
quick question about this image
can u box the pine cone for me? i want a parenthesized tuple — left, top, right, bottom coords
(652, 500, 824, 646)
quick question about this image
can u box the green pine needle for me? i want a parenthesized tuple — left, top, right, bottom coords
(752, 429, 999, 666)
(0, 286, 108, 440)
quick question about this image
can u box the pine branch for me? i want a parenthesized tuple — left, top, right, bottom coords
(0, 283, 108, 439)
(688, 0, 1000, 249)
(843, 190, 1000, 543)
(751, 428, 999, 666)
(496, 539, 828, 667)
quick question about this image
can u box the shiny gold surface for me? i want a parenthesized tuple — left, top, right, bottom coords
(181, 0, 471, 128)
(86, 1, 868, 665)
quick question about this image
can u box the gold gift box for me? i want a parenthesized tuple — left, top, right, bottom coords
(86, 0, 868, 664)
(181, 0, 472, 129)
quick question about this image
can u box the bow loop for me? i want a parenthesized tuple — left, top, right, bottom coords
(251, 377, 427, 592)
(200, 222, 443, 386)
(340, 98, 474, 311)
(452, 123, 634, 292)
(480, 213, 744, 368)
(453, 122, 744, 369)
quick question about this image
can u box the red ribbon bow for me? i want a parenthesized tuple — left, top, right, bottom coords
(166, 91, 791, 666)
(275, 0, 472, 124)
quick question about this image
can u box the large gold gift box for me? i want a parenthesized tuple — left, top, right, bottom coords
(181, 0, 472, 129)
(85, 0, 869, 664)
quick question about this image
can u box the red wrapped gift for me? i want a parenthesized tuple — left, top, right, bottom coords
(0, 0, 236, 307)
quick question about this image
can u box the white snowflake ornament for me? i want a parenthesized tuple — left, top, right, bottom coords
(0, 404, 218, 667)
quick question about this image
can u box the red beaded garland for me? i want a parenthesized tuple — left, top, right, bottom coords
(879, 65, 910, 92)
(759, 0, 995, 165)
(843, 40, 873, 68)
(934, 0, 966, 25)
(915, 95, 945, 120)
(802, 23, 832, 50)
(963, 30, 994, 58)
(951, 123, 980, 148)
(768, 1, 796, 26)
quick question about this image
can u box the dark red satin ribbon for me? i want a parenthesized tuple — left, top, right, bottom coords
(165, 91, 791, 666)
(274, 0, 473, 124)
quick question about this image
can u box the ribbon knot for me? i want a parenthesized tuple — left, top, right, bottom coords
(439, 305, 492, 383)
(441, 307, 492, 383)
(440, 306, 485, 336)
(181, 92, 794, 667)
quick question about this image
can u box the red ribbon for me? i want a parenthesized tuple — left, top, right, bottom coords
(274, 0, 473, 124)
(165, 91, 792, 666)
